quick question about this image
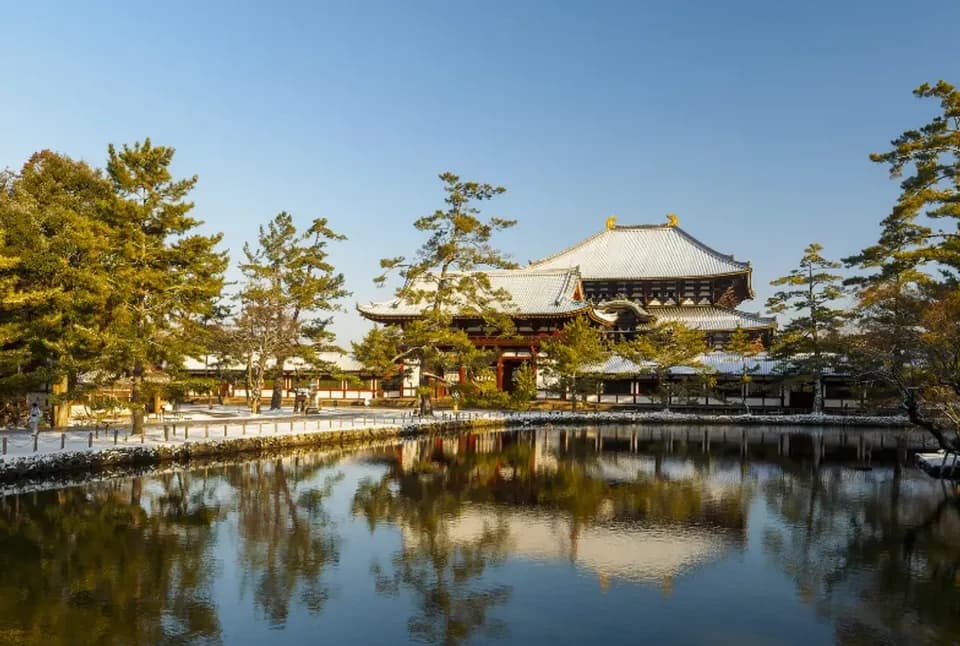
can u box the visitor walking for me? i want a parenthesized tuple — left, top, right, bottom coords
(27, 403, 42, 435)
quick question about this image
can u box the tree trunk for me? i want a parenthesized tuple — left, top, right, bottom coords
(812, 375, 824, 415)
(418, 353, 433, 416)
(131, 364, 145, 436)
(571, 375, 577, 412)
(52, 375, 70, 428)
(270, 355, 286, 410)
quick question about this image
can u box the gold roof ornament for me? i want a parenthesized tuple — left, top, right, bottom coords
(605, 215, 617, 230)
(666, 213, 679, 227)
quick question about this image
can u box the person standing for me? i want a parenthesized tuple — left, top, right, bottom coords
(27, 402, 42, 435)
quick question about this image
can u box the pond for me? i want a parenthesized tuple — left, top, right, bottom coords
(0, 426, 957, 645)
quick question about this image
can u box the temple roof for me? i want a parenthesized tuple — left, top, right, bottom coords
(527, 225, 750, 279)
(647, 305, 776, 331)
(357, 268, 610, 322)
(588, 351, 781, 376)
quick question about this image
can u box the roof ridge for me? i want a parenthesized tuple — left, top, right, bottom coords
(670, 227, 750, 269)
(711, 304, 776, 322)
(527, 228, 608, 267)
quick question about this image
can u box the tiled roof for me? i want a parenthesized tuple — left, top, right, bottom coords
(647, 305, 776, 331)
(182, 351, 364, 373)
(587, 352, 781, 376)
(357, 268, 594, 319)
(527, 225, 750, 279)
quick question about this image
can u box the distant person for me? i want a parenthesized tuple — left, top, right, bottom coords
(27, 403, 42, 435)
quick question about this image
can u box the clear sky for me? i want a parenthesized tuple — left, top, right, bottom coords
(3, 0, 958, 345)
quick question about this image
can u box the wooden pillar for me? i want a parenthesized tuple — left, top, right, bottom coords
(153, 390, 162, 419)
(496, 355, 504, 391)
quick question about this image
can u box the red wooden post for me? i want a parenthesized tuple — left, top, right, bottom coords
(496, 356, 504, 391)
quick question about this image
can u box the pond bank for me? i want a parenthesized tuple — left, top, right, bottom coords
(0, 409, 913, 484)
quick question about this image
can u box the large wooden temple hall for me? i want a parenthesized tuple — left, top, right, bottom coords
(358, 215, 776, 392)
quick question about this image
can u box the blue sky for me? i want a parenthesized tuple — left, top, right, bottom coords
(3, 0, 958, 345)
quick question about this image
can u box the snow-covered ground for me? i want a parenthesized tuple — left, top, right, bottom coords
(0, 405, 910, 463)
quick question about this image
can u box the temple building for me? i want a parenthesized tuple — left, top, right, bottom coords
(526, 215, 775, 346)
(358, 216, 775, 382)
(357, 267, 615, 391)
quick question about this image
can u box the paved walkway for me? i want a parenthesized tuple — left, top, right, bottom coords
(0, 405, 512, 461)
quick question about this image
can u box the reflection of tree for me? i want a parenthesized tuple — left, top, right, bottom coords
(0, 476, 222, 645)
(228, 455, 343, 627)
(763, 470, 960, 644)
(355, 470, 512, 646)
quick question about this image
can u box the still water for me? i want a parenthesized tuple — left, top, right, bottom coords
(0, 426, 957, 646)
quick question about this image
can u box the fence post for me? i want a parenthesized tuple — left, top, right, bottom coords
(34, 435, 38, 452)
(224, 424, 228, 437)
(2, 437, 6, 455)
(113, 429, 118, 445)
(204, 424, 209, 439)
(60, 433, 65, 450)
(88, 432, 93, 448)
(164, 426, 169, 442)
(185, 425, 189, 440)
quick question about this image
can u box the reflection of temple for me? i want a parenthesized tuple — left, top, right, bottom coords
(393, 430, 748, 589)
(433, 507, 733, 588)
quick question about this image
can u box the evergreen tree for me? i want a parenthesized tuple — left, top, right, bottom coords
(102, 139, 227, 434)
(845, 81, 960, 447)
(0, 151, 115, 424)
(615, 320, 708, 410)
(539, 316, 609, 411)
(766, 243, 845, 414)
(725, 325, 764, 411)
(239, 212, 348, 410)
(365, 172, 517, 415)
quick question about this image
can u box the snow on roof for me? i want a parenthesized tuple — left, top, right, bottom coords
(357, 268, 596, 320)
(648, 306, 776, 331)
(527, 225, 750, 279)
(181, 351, 363, 373)
(586, 351, 782, 376)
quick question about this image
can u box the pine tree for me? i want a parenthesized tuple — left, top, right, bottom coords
(725, 325, 763, 411)
(367, 172, 517, 415)
(539, 316, 609, 411)
(102, 139, 227, 434)
(615, 320, 708, 410)
(238, 212, 348, 410)
(845, 81, 960, 447)
(0, 151, 115, 424)
(766, 243, 845, 414)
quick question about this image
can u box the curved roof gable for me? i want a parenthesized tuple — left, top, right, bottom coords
(357, 268, 605, 321)
(528, 225, 750, 279)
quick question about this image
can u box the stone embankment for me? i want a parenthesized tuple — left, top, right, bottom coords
(0, 409, 911, 484)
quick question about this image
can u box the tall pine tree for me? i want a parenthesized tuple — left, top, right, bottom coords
(102, 139, 227, 433)
(361, 172, 517, 415)
(766, 243, 845, 414)
(846, 81, 960, 448)
(238, 212, 349, 411)
(0, 151, 115, 424)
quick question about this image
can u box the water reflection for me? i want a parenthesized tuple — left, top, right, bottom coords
(763, 465, 960, 644)
(354, 431, 753, 642)
(0, 475, 223, 645)
(227, 457, 343, 626)
(0, 427, 956, 645)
